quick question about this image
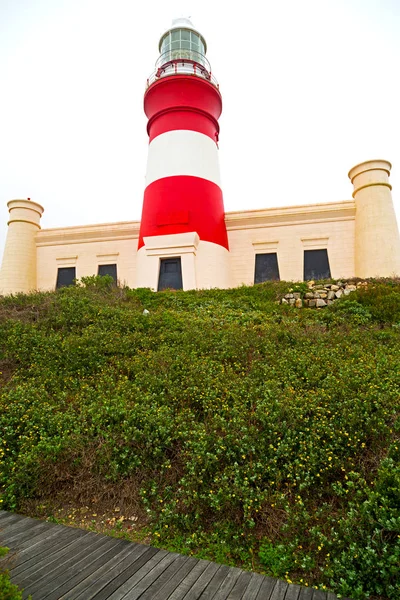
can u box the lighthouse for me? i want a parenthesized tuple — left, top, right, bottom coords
(136, 18, 231, 291)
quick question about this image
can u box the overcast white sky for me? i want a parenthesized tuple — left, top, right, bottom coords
(1, 0, 400, 263)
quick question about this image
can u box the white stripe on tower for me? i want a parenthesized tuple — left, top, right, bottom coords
(145, 130, 222, 188)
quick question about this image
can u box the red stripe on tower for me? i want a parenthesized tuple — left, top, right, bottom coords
(137, 18, 230, 291)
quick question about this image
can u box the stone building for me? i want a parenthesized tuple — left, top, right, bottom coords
(1, 19, 400, 295)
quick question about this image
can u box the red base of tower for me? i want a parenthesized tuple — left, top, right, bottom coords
(138, 175, 228, 250)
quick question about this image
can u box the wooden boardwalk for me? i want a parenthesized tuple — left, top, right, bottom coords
(0, 511, 346, 600)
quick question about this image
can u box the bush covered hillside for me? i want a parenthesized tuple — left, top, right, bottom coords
(0, 278, 399, 599)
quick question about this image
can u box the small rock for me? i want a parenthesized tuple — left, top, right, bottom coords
(289, 299, 296, 305)
(335, 290, 343, 298)
(308, 299, 317, 307)
(319, 293, 328, 299)
(314, 292, 321, 299)
(281, 298, 289, 304)
(293, 293, 301, 299)
(305, 292, 314, 299)
(346, 285, 357, 291)
(307, 280, 315, 288)
(327, 291, 336, 300)
(143, 309, 150, 315)
(343, 289, 351, 295)
(330, 285, 340, 291)
(285, 293, 294, 299)
(316, 299, 327, 307)
(295, 298, 303, 308)
(327, 300, 334, 305)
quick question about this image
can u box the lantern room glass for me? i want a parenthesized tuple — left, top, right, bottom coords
(159, 29, 206, 66)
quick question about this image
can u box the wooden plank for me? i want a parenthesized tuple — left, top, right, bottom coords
(167, 560, 211, 600)
(269, 579, 288, 600)
(0, 512, 28, 526)
(243, 573, 265, 599)
(0, 524, 75, 574)
(143, 556, 200, 600)
(11, 527, 89, 578)
(13, 531, 97, 588)
(119, 552, 181, 599)
(226, 570, 252, 599)
(284, 584, 301, 599)
(11, 527, 86, 576)
(19, 534, 112, 596)
(137, 554, 192, 600)
(0, 521, 50, 549)
(298, 587, 314, 600)
(37, 537, 128, 600)
(0, 519, 49, 546)
(88, 545, 160, 600)
(105, 549, 171, 599)
(9, 520, 56, 543)
(67, 543, 151, 600)
(0, 515, 40, 537)
(0, 516, 45, 537)
(210, 567, 242, 600)
(254, 575, 277, 600)
(189, 564, 232, 600)
(177, 560, 221, 600)
(0, 510, 25, 520)
(5, 523, 74, 557)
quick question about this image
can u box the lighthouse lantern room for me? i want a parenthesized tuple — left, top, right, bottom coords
(136, 18, 231, 291)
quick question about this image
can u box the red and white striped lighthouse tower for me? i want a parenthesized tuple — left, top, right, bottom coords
(136, 18, 231, 291)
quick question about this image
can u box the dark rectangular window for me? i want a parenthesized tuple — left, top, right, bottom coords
(304, 249, 331, 280)
(254, 253, 280, 283)
(56, 267, 76, 289)
(158, 258, 183, 291)
(98, 263, 117, 282)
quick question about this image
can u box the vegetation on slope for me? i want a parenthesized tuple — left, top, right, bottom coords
(0, 547, 25, 599)
(0, 277, 399, 599)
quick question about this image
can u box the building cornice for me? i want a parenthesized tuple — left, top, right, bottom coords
(224, 200, 356, 230)
(36, 221, 141, 247)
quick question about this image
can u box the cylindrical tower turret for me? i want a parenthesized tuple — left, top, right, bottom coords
(348, 160, 400, 278)
(136, 18, 231, 290)
(0, 199, 44, 295)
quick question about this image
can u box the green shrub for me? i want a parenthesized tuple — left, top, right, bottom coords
(0, 548, 25, 599)
(259, 541, 295, 577)
(0, 280, 399, 598)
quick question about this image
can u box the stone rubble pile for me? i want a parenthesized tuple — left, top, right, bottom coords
(281, 280, 368, 308)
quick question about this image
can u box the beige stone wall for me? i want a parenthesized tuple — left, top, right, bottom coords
(226, 201, 356, 286)
(36, 221, 140, 290)
(6, 194, 398, 294)
(26, 201, 358, 293)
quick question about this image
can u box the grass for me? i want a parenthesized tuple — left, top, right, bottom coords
(0, 276, 399, 599)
